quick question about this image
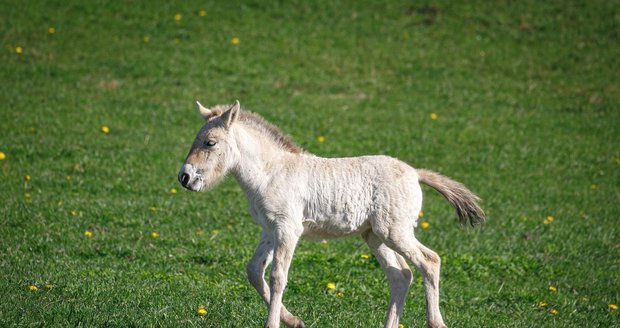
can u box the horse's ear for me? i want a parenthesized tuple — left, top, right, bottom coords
(196, 101, 214, 120)
(222, 100, 240, 128)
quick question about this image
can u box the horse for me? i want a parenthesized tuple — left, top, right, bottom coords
(178, 100, 485, 328)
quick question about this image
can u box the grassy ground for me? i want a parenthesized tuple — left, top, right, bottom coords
(1, 0, 618, 327)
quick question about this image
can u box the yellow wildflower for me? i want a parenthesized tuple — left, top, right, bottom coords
(151, 231, 159, 239)
(48, 27, 56, 34)
(418, 211, 424, 218)
(538, 301, 548, 308)
(170, 188, 177, 194)
(25, 175, 31, 181)
(398, 324, 405, 328)
(550, 309, 558, 315)
(197, 305, 207, 316)
(336, 291, 344, 298)
(45, 284, 55, 290)
(174, 13, 182, 21)
(24, 193, 32, 198)
(548, 286, 557, 292)
(71, 210, 78, 217)
(317, 135, 326, 143)
(199, 10, 207, 17)
(84, 230, 93, 238)
(420, 221, 430, 229)
(609, 304, 618, 311)
(326, 282, 336, 290)
(430, 112, 438, 120)
(0, 151, 6, 160)
(29, 284, 38, 292)
(360, 254, 369, 260)
(101, 125, 110, 134)
(15, 46, 23, 54)
(543, 215, 554, 225)
(143, 36, 150, 44)
(231, 37, 240, 45)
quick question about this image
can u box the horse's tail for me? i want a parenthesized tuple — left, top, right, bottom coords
(417, 169, 486, 226)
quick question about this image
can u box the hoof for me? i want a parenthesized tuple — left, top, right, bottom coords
(285, 316, 305, 328)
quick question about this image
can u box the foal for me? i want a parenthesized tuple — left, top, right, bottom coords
(178, 100, 485, 328)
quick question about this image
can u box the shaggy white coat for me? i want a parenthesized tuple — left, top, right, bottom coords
(178, 101, 485, 328)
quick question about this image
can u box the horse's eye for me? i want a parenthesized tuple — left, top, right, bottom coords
(204, 140, 217, 147)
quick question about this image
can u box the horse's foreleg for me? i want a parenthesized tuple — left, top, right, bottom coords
(247, 231, 304, 328)
(363, 231, 413, 328)
(264, 228, 301, 328)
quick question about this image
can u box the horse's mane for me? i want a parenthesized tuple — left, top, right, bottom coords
(239, 111, 306, 154)
(210, 104, 305, 154)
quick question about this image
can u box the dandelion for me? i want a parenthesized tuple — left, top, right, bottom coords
(25, 175, 31, 181)
(326, 282, 336, 290)
(430, 112, 438, 120)
(231, 37, 240, 45)
(548, 286, 557, 292)
(550, 309, 558, 315)
(0, 151, 6, 160)
(538, 301, 548, 308)
(15, 46, 23, 54)
(151, 231, 159, 239)
(45, 284, 55, 290)
(336, 291, 344, 298)
(29, 284, 38, 292)
(543, 215, 554, 225)
(398, 324, 405, 328)
(170, 188, 177, 194)
(143, 36, 150, 44)
(48, 27, 56, 34)
(609, 304, 618, 311)
(420, 221, 430, 229)
(24, 193, 32, 198)
(360, 254, 369, 260)
(317, 135, 325, 143)
(84, 230, 93, 238)
(199, 10, 207, 17)
(418, 211, 424, 218)
(70, 210, 78, 217)
(101, 125, 110, 134)
(197, 305, 207, 316)
(174, 13, 182, 21)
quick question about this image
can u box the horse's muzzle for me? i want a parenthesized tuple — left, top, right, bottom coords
(178, 164, 201, 191)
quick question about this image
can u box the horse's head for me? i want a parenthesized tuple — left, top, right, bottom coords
(178, 100, 240, 192)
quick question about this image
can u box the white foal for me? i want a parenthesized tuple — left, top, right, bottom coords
(178, 100, 485, 328)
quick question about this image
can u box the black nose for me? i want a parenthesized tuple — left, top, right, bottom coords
(180, 172, 190, 186)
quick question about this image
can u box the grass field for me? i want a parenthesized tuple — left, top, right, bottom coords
(1, 0, 619, 327)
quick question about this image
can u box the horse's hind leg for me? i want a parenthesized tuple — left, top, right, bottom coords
(247, 231, 305, 328)
(380, 230, 447, 328)
(363, 231, 413, 328)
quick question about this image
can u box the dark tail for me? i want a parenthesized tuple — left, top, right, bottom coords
(417, 169, 486, 226)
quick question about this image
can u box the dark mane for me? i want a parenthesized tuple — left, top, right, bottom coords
(238, 111, 306, 154)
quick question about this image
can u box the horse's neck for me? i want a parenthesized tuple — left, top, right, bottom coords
(230, 125, 291, 195)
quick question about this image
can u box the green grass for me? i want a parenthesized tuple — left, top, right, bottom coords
(1, 0, 618, 327)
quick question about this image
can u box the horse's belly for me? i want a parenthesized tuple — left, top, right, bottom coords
(301, 206, 373, 239)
